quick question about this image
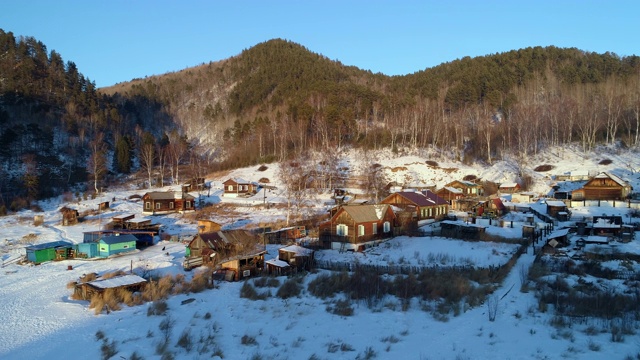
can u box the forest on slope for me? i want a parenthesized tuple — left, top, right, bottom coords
(1, 31, 640, 208)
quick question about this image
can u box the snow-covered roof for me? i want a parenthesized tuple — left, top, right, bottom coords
(547, 228, 570, 239)
(87, 274, 147, 289)
(280, 245, 314, 256)
(100, 234, 138, 244)
(443, 186, 463, 194)
(25, 241, 73, 251)
(265, 258, 290, 267)
(500, 182, 519, 188)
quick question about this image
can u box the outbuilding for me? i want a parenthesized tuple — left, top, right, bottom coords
(98, 234, 137, 258)
(26, 241, 75, 264)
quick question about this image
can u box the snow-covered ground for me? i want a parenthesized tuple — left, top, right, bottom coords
(2, 145, 640, 360)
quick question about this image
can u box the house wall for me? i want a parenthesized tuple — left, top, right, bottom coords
(76, 243, 98, 258)
(99, 240, 136, 257)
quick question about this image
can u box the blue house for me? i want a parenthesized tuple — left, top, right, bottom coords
(98, 234, 137, 258)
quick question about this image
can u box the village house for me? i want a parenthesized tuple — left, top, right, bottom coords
(442, 180, 484, 196)
(142, 191, 196, 215)
(265, 244, 315, 275)
(511, 192, 537, 203)
(571, 172, 632, 201)
(184, 230, 266, 280)
(98, 234, 137, 258)
(380, 190, 449, 224)
(223, 178, 258, 197)
(73, 274, 147, 301)
(318, 204, 396, 251)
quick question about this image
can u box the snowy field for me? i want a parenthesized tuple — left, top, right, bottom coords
(2, 145, 640, 359)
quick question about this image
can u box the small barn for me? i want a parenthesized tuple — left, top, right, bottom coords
(74, 274, 147, 301)
(26, 241, 74, 264)
(278, 245, 315, 271)
(546, 200, 569, 219)
(98, 234, 137, 258)
(265, 258, 291, 276)
(439, 220, 487, 239)
(60, 207, 79, 226)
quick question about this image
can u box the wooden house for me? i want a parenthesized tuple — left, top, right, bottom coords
(223, 178, 258, 197)
(26, 241, 74, 264)
(474, 197, 506, 217)
(197, 219, 222, 234)
(318, 204, 396, 251)
(511, 192, 537, 203)
(265, 258, 291, 276)
(60, 206, 79, 226)
(380, 191, 448, 222)
(182, 177, 206, 192)
(436, 186, 465, 206)
(278, 245, 314, 271)
(403, 182, 437, 192)
(74, 274, 147, 301)
(142, 191, 196, 215)
(184, 230, 266, 280)
(571, 172, 631, 201)
(442, 180, 483, 196)
(499, 182, 521, 194)
(98, 234, 137, 258)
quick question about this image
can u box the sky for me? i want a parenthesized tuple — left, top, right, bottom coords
(2, 0, 639, 88)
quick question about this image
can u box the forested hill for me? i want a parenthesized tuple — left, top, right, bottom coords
(1, 31, 640, 207)
(106, 39, 640, 168)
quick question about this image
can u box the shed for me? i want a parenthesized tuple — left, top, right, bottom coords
(26, 241, 74, 264)
(75, 274, 147, 300)
(60, 207, 79, 226)
(76, 242, 99, 258)
(265, 258, 291, 276)
(278, 245, 314, 271)
(98, 234, 137, 258)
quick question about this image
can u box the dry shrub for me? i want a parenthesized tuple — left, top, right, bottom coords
(426, 160, 439, 167)
(80, 273, 98, 283)
(143, 275, 175, 301)
(463, 174, 478, 181)
(67, 280, 78, 289)
(391, 166, 408, 172)
(259, 177, 270, 183)
(115, 288, 136, 306)
(598, 159, 612, 165)
(102, 289, 122, 312)
(189, 271, 212, 293)
(534, 164, 555, 172)
(257, 165, 268, 171)
(147, 300, 169, 316)
(90, 294, 106, 315)
(101, 270, 127, 280)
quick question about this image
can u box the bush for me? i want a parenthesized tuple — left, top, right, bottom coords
(534, 164, 555, 172)
(276, 278, 302, 299)
(100, 339, 118, 360)
(257, 165, 268, 172)
(240, 282, 269, 300)
(328, 299, 354, 316)
(148, 301, 169, 316)
(241, 334, 258, 346)
(599, 159, 613, 165)
(176, 328, 193, 352)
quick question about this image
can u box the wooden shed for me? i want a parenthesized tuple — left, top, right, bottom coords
(26, 241, 74, 264)
(197, 219, 222, 234)
(74, 274, 147, 301)
(278, 245, 315, 271)
(60, 206, 79, 226)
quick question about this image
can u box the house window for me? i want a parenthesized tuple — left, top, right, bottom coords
(383, 221, 391, 233)
(186, 201, 191, 208)
(169, 202, 174, 209)
(123, 245, 128, 249)
(155, 203, 161, 209)
(336, 224, 348, 236)
(145, 202, 151, 209)
(100, 247, 106, 251)
(228, 185, 233, 191)
(358, 225, 365, 236)
(372, 224, 377, 235)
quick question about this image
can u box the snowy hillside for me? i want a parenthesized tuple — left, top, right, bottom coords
(1, 145, 640, 360)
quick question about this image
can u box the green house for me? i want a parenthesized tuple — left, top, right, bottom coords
(26, 241, 74, 264)
(98, 234, 137, 258)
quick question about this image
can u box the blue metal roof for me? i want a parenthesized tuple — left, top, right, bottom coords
(100, 234, 138, 245)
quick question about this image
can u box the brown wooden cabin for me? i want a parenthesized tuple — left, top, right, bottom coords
(182, 177, 207, 192)
(223, 178, 258, 197)
(381, 191, 449, 222)
(545, 200, 569, 219)
(318, 204, 396, 251)
(142, 191, 196, 215)
(571, 172, 631, 201)
(74, 274, 147, 301)
(98, 201, 110, 211)
(60, 206, 79, 226)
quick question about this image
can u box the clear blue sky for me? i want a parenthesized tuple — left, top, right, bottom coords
(2, 1, 639, 88)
